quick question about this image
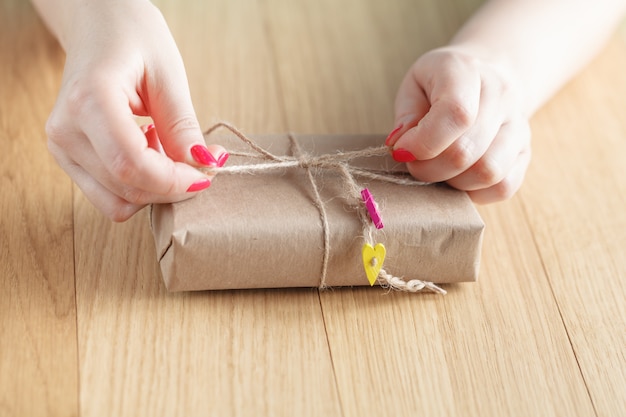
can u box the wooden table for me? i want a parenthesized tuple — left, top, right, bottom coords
(1, 1, 625, 416)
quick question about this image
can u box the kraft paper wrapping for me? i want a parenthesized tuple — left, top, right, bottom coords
(151, 133, 485, 291)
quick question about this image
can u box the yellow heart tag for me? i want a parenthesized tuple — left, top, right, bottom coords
(362, 243, 386, 286)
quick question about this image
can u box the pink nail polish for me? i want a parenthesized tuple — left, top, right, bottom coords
(190, 145, 217, 166)
(216, 151, 230, 167)
(186, 178, 211, 192)
(140, 123, 156, 134)
(392, 148, 416, 163)
(385, 123, 404, 146)
(144, 124, 158, 141)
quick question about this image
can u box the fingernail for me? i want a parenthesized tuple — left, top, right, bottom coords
(385, 123, 404, 146)
(190, 145, 230, 167)
(190, 144, 217, 166)
(392, 148, 416, 163)
(186, 178, 211, 192)
(144, 124, 158, 141)
(216, 151, 229, 168)
(140, 123, 155, 132)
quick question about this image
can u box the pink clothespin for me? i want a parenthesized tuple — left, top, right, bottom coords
(361, 188, 383, 229)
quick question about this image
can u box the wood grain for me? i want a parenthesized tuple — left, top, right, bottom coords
(520, 31, 626, 417)
(73, 206, 340, 417)
(1, 0, 625, 416)
(72, 1, 338, 416)
(265, 0, 482, 134)
(158, 0, 288, 132)
(0, 2, 77, 416)
(316, 201, 600, 417)
(264, 2, 598, 414)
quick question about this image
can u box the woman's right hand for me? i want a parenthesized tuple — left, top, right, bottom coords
(45, 0, 227, 221)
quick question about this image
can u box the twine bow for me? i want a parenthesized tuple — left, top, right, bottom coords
(202, 122, 446, 294)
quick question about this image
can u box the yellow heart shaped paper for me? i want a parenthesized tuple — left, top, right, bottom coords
(362, 243, 386, 286)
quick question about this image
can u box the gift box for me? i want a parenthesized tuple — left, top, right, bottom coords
(150, 128, 484, 292)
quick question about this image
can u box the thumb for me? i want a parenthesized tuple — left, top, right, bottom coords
(150, 86, 228, 168)
(386, 66, 431, 147)
(145, 44, 226, 167)
(148, 83, 216, 166)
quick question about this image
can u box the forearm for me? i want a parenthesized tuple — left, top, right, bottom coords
(31, 0, 153, 52)
(450, 0, 626, 115)
(30, 0, 80, 50)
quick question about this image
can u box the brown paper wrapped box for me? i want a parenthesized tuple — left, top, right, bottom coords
(151, 133, 485, 291)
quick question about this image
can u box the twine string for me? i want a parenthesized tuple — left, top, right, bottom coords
(203, 122, 446, 294)
(289, 133, 332, 289)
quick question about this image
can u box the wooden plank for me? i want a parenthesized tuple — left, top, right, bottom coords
(73, 1, 340, 416)
(264, 0, 597, 415)
(74, 214, 339, 415)
(12, 0, 620, 415)
(264, 0, 483, 134)
(319, 200, 594, 416)
(0, 2, 78, 416)
(157, 0, 288, 132)
(520, 32, 626, 417)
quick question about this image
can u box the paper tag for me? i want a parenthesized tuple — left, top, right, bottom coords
(362, 243, 386, 286)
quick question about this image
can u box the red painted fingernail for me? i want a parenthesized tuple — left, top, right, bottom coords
(385, 123, 404, 146)
(392, 148, 416, 163)
(186, 178, 211, 192)
(144, 124, 158, 142)
(140, 123, 155, 134)
(190, 144, 217, 166)
(216, 151, 229, 168)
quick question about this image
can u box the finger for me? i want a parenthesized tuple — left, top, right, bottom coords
(387, 67, 431, 146)
(393, 56, 482, 160)
(77, 85, 210, 196)
(139, 29, 226, 167)
(402, 90, 506, 183)
(49, 135, 200, 211)
(141, 123, 163, 153)
(59, 124, 217, 206)
(466, 148, 531, 204)
(447, 118, 531, 190)
(48, 140, 144, 221)
(133, 126, 223, 202)
(143, 123, 229, 172)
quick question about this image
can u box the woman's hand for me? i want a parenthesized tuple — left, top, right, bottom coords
(387, 47, 531, 203)
(45, 0, 227, 221)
